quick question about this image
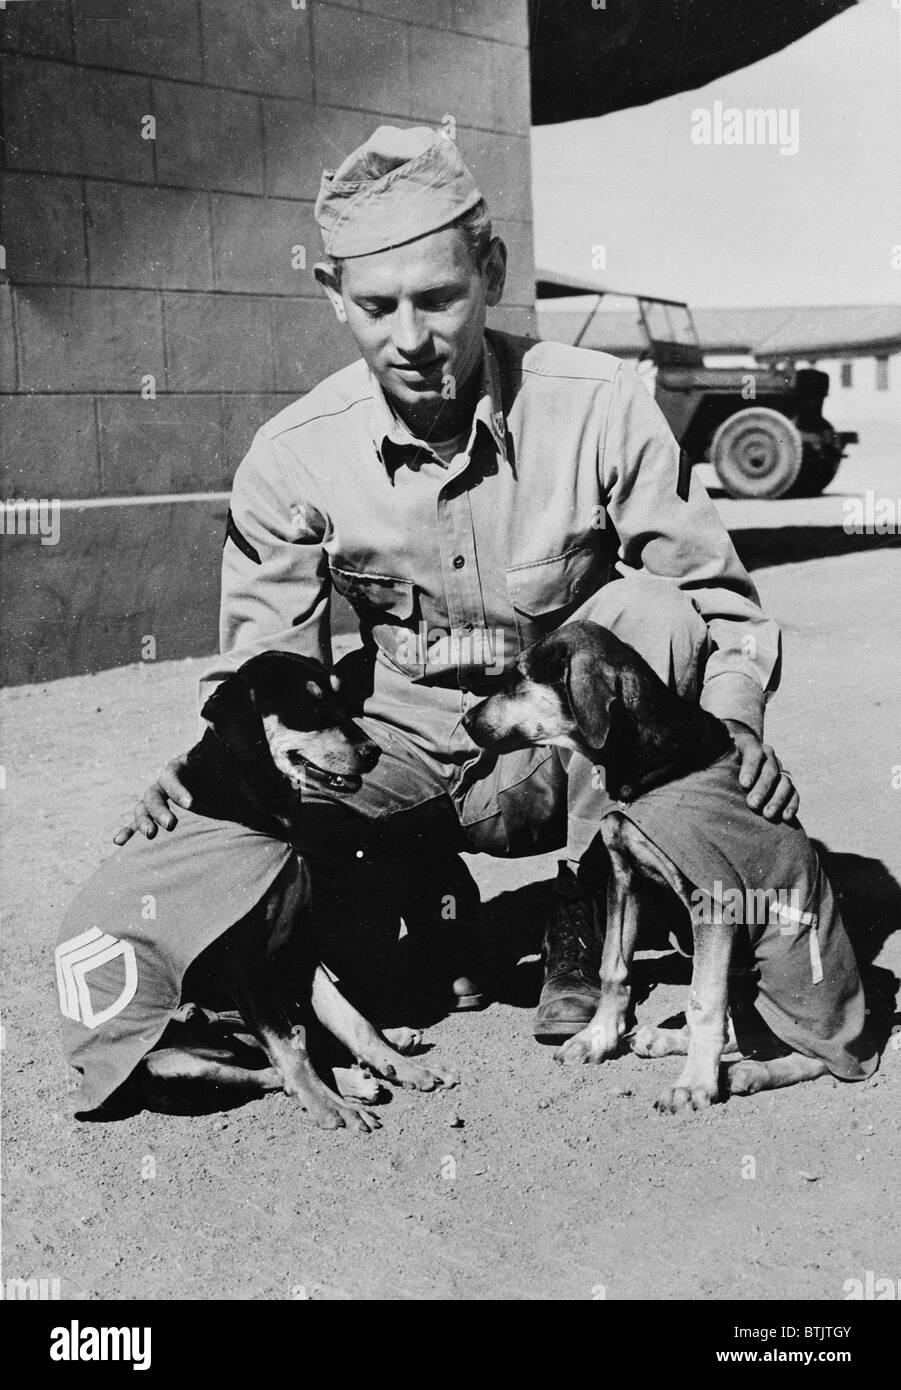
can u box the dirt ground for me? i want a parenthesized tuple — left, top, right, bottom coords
(3, 440, 900, 1301)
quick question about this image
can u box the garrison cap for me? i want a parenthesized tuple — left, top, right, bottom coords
(314, 124, 483, 259)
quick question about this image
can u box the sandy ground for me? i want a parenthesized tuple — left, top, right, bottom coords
(2, 430, 900, 1301)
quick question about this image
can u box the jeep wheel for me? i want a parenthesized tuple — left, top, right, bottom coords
(788, 423, 844, 497)
(711, 408, 803, 499)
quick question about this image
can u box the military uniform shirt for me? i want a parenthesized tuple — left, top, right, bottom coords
(205, 331, 781, 754)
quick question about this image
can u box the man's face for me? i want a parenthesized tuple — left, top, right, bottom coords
(331, 227, 501, 421)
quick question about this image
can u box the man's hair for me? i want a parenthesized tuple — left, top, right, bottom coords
(323, 198, 494, 288)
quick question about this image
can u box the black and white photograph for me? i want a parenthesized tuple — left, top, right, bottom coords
(1, 0, 899, 1334)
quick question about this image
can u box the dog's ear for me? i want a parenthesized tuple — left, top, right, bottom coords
(565, 646, 620, 750)
(201, 673, 273, 775)
(237, 651, 330, 721)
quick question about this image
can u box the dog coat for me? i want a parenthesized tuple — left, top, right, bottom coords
(56, 809, 303, 1117)
(608, 749, 877, 1080)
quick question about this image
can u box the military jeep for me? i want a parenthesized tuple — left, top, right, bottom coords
(634, 296, 857, 498)
(537, 278, 857, 499)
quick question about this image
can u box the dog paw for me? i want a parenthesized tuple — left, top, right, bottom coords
(555, 1035, 591, 1065)
(285, 1075, 381, 1133)
(315, 1094, 381, 1133)
(554, 1030, 613, 1066)
(382, 1026, 423, 1054)
(380, 1055, 459, 1091)
(327, 1096, 382, 1133)
(654, 1081, 718, 1114)
(726, 1060, 768, 1096)
(333, 1065, 383, 1103)
(631, 1025, 688, 1058)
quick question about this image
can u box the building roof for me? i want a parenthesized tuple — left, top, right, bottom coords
(536, 300, 901, 359)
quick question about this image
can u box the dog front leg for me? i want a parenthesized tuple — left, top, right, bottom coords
(311, 967, 458, 1092)
(655, 916, 735, 1114)
(556, 814, 638, 1064)
(253, 1011, 381, 1133)
(224, 946, 381, 1133)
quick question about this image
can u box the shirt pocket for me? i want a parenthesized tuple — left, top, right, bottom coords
(504, 543, 603, 648)
(328, 564, 424, 677)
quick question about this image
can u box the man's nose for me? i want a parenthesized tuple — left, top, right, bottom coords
(392, 305, 429, 358)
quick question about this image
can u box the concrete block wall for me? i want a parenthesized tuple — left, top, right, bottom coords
(0, 0, 535, 684)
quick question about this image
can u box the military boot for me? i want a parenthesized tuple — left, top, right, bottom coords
(533, 861, 604, 1039)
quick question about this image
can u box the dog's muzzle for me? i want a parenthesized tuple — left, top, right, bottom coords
(462, 700, 521, 751)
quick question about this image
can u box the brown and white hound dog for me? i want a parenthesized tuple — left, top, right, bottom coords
(463, 621, 876, 1112)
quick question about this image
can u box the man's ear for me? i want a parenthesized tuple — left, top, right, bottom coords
(314, 261, 347, 323)
(201, 674, 272, 776)
(483, 237, 507, 308)
(565, 647, 619, 750)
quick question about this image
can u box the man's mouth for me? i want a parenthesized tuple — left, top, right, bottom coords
(393, 358, 442, 378)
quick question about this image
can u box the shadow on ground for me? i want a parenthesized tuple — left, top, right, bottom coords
(92, 844, 900, 1120)
(479, 843, 901, 1053)
(729, 526, 901, 571)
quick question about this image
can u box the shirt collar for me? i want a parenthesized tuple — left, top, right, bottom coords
(370, 336, 508, 479)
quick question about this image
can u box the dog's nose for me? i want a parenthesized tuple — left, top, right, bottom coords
(357, 739, 380, 770)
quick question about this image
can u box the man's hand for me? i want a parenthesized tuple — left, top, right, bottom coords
(113, 755, 192, 845)
(723, 720, 799, 823)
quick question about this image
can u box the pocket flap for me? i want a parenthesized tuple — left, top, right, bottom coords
(329, 566, 415, 621)
(505, 545, 597, 618)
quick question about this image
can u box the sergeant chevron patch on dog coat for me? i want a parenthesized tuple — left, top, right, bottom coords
(57, 808, 301, 1117)
(56, 928, 139, 1029)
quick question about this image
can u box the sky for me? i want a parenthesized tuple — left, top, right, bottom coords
(530, 0, 901, 307)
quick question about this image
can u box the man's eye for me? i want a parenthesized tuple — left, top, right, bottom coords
(359, 304, 388, 319)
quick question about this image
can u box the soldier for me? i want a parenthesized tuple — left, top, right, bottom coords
(118, 126, 797, 1039)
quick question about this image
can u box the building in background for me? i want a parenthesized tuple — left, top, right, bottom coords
(0, 0, 868, 685)
(0, 0, 534, 684)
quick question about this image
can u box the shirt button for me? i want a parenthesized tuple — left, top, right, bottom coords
(453, 555, 465, 569)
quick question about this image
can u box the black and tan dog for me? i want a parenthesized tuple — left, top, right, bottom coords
(463, 621, 876, 1112)
(57, 652, 457, 1132)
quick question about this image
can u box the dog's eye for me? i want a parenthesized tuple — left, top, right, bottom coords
(286, 750, 308, 765)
